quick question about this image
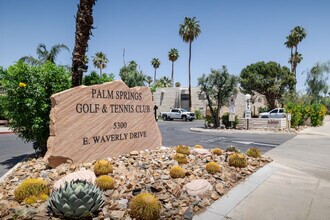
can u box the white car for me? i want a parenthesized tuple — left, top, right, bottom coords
(259, 108, 286, 118)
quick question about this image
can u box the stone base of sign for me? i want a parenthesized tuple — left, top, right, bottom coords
(237, 118, 288, 130)
(44, 81, 162, 167)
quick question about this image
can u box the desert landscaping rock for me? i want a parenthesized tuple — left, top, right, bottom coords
(184, 179, 213, 196)
(45, 81, 162, 167)
(53, 170, 96, 190)
(0, 147, 271, 219)
(191, 148, 212, 156)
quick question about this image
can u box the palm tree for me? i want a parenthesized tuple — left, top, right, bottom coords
(285, 26, 307, 79)
(145, 75, 153, 86)
(156, 76, 172, 88)
(151, 58, 161, 83)
(71, 0, 97, 87)
(92, 52, 108, 76)
(168, 48, 179, 87)
(175, 82, 181, 87)
(179, 17, 201, 110)
(20, 43, 69, 65)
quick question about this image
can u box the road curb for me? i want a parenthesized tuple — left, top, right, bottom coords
(190, 127, 295, 135)
(0, 132, 15, 134)
(0, 154, 31, 183)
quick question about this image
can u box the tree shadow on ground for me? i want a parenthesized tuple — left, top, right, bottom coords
(0, 154, 31, 169)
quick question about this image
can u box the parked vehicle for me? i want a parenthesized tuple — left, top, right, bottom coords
(259, 108, 286, 118)
(161, 108, 195, 121)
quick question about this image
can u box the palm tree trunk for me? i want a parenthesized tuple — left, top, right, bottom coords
(188, 40, 192, 111)
(154, 68, 156, 83)
(72, 0, 96, 87)
(171, 61, 174, 87)
(100, 67, 102, 76)
(290, 47, 293, 73)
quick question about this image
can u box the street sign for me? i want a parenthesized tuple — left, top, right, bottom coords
(229, 95, 235, 114)
(246, 99, 251, 111)
(245, 110, 251, 119)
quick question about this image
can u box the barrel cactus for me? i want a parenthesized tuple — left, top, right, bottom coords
(173, 153, 188, 164)
(14, 178, 49, 204)
(130, 193, 161, 220)
(212, 148, 223, 155)
(48, 180, 105, 219)
(228, 153, 247, 168)
(94, 159, 113, 176)
(96, 175, 115, 190)
(225, 145, 241, 153)
(194, 144, 203, 149)
(170, 165, 186, 178)
(246, 147, 261, 158)
(206, 162, 222, 174)
(176, 144, 190, 155)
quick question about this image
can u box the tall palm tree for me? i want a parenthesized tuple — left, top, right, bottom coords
(20, 43, 69, 65)
(71, 0, 97, 87)
(168, 48, 179, 87)
(285, 26, 307, 80)
(151, 58, 161, 83)
(92, 52, 108, 76)
(145, 75, 153, 87)
(179, 17, 201, 110)
(156, 76, 172, 88)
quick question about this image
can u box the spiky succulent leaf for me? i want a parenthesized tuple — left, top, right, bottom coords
(48, 180, 104, 219)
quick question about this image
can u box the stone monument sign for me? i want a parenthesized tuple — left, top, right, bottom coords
(44, 80, 162, 167)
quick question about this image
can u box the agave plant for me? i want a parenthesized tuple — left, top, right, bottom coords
(48, 179, 104, 219)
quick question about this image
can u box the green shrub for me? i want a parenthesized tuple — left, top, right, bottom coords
(194, 109, 203, 120)
(221, 112, 239, 129)
(285, 102, 327, 127)
(83, 71, 114, 85)
(1, 61, 71, 153)
(0, 95, 7, 120)
(320, 97, 330, 115)
(285, 102, 305, 127)
(309, 104, 327, 126)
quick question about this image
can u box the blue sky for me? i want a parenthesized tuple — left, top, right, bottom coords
(1, 0, 329, 92)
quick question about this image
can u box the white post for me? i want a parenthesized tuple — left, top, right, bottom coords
(245, 94, 251, 130)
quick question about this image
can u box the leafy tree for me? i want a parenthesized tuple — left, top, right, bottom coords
(179, 16, 201, 110)
(119, 61, 145, 88)
(145, 75, 153, 87)
(20, 43, 69, 66)
(198, 66, 238, 128)
(155, 76, 172, 88)
(92, 52, 109, 76)
(71, 0, 97, 87)
(305, 62, 330, 103)
(175, 82, 181, 87)
(151, 58, 160, 83)
(285, 26, 307, 89)
(0, 67, 7, 120)
(1, 61, 71, 154)
(83, 71, 115, 86)
(240, 61, 295, 109)
(168, 48, 179, 86)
